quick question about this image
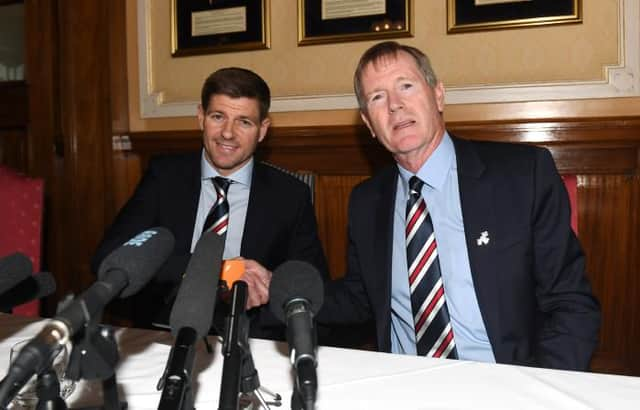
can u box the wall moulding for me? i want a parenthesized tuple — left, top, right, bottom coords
(137, 0, 639, 119)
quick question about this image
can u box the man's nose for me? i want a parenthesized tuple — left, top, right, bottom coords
(221, 120, 233, 138)
(388, 94, 403, 113)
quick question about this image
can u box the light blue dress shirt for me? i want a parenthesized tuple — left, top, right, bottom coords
(390, 132, 495, 362)
(191, 150, 252, 259)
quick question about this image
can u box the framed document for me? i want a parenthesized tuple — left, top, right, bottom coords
(171, 0, 270, 56)
(298, 0, 413, 46)
(447, 0, 581, 34)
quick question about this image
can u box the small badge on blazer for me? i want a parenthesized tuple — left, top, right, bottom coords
(476, 231, 490, 246)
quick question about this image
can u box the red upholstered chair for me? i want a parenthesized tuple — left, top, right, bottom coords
(562, 175, 578, 234)
(0, 165, 44, 316)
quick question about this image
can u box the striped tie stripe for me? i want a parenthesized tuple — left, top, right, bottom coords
(202, 177, 231, 237)
(427, 324, 456, 358)
(414, 278, 445, 339)
(408, 233, 437, 292)
(406, 176, 458, 359)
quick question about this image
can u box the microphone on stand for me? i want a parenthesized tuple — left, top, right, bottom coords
(269, 260, 324, 410)
(0, 271, 56, 312)
(157, 230, 224, 410)
(218, 280, 282, 410)
(0, 227, 175, 408)
(218, 280, 248, 410)
(0, 252, 33, 294)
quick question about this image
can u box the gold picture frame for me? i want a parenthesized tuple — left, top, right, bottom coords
(171, 0, 270, 57)
(298, 0, 413, 46)
(447, 0, 582, 34)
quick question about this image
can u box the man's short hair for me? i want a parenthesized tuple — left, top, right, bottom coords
(201, 67, 271, 121)
(353, 41, 439, 112)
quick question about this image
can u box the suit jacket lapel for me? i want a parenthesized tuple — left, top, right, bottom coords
(241, 162, 266, 258)
(372, 166, 398, 352)
(186, 153, 202, 236)
(452, 137, 502, 352)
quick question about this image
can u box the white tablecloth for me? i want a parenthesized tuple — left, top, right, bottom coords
(1, 314, 639, 409)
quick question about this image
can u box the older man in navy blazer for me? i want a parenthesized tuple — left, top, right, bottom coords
(93, 68, 327, 341)
(318, 42, 600, 370)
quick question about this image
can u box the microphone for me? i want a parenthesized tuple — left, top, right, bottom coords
(0, 227, 175, 407)
(269, 260, 324, 410)
(218, 280, 248, 410)
(0, 252, 33, 294)
(0, 271, 56, 311)
(158, 230, 224, 410)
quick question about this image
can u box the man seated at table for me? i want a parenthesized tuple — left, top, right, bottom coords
(92, 67, 328, 341)
(316, 41, 601, 371)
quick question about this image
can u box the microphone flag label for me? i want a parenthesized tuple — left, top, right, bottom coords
(124, 229, 158, 247)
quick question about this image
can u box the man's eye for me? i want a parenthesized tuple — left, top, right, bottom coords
(400, 83, 413, 90)
(369, 93, 383, 103)
(237, 119, 254, 128)
(210, 113, 224, 121)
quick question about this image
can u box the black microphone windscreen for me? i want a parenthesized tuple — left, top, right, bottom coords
(0, 253, 33, 294)
(169, 230, 224, 338)
(32, 272, 56, 297)
(97, 227, 175, 297)
(0, 272, 56, 311)
(269, 260, 324, 322)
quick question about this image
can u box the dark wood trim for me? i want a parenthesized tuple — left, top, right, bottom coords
(0, 81, 27, 128)
(129, 117, 640, 176)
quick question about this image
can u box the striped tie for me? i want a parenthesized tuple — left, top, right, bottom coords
(202, 176, 231, 236)
(406, 176, 458, 359)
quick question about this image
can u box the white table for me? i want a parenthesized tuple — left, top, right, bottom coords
(1, 314, 639, 409)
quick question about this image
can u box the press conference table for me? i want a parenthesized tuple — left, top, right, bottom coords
(1, 314, 639, 410)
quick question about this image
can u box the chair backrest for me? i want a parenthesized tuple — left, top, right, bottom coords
(561, 174, 578, 234)
(261, 161, 316, 204)
(0, 165, 44, 316)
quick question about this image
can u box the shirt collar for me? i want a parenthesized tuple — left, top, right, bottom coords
(397, 130, 454, 192)
(200, 149, 253, 187)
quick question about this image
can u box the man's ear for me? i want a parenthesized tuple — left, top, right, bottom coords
(258, 117, 271, 143)
(360, 111, 375, 138)
(197, 104, 205, 130)
(434, 81, 445, 113)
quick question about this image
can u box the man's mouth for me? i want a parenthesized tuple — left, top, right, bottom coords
(216, 141, 237, 151)
(393, 119, 415, 130)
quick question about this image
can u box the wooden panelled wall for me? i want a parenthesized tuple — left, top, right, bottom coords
(125, 118, 640, 376)
(0, 82, 28, 172)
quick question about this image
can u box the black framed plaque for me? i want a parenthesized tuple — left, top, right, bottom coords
(298, 0, 413, 46)
(171, 0, 270, 56)
(447, 0, 581, 34)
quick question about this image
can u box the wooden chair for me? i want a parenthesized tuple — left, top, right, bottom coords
(562, 174, 578, 234)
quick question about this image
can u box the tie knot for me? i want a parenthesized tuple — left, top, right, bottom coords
(408, 176, 424, 196)
(213, 176, 231, 194)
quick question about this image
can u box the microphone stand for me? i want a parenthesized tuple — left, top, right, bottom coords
(156, 327, 197, 410)
(0, 346, 65, 410)
(218, 282, 281, 410)
(65, 317, 127, 410)
(290, 359, 317, 410)
(0, 316, 125, 410)
(35, 368, 68, 410)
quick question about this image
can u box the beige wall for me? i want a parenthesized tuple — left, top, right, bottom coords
(127, 0, 639, 131)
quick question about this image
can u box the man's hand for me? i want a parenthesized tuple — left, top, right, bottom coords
(237, 258, 272, 309)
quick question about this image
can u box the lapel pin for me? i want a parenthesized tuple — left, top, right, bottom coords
(476, 231, 490, 246)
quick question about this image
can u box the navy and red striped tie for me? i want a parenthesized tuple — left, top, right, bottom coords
(202, 176, 231, 236)
(406, 176, 457, 359)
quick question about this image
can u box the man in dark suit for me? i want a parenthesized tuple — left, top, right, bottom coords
(317, 41, 600, 370)
(92, 67, 327, 341)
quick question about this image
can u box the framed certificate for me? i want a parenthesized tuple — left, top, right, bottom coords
(447, 0, 582, 34)
(298, 0, 413, 46)
(171, 0, 270, 56)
